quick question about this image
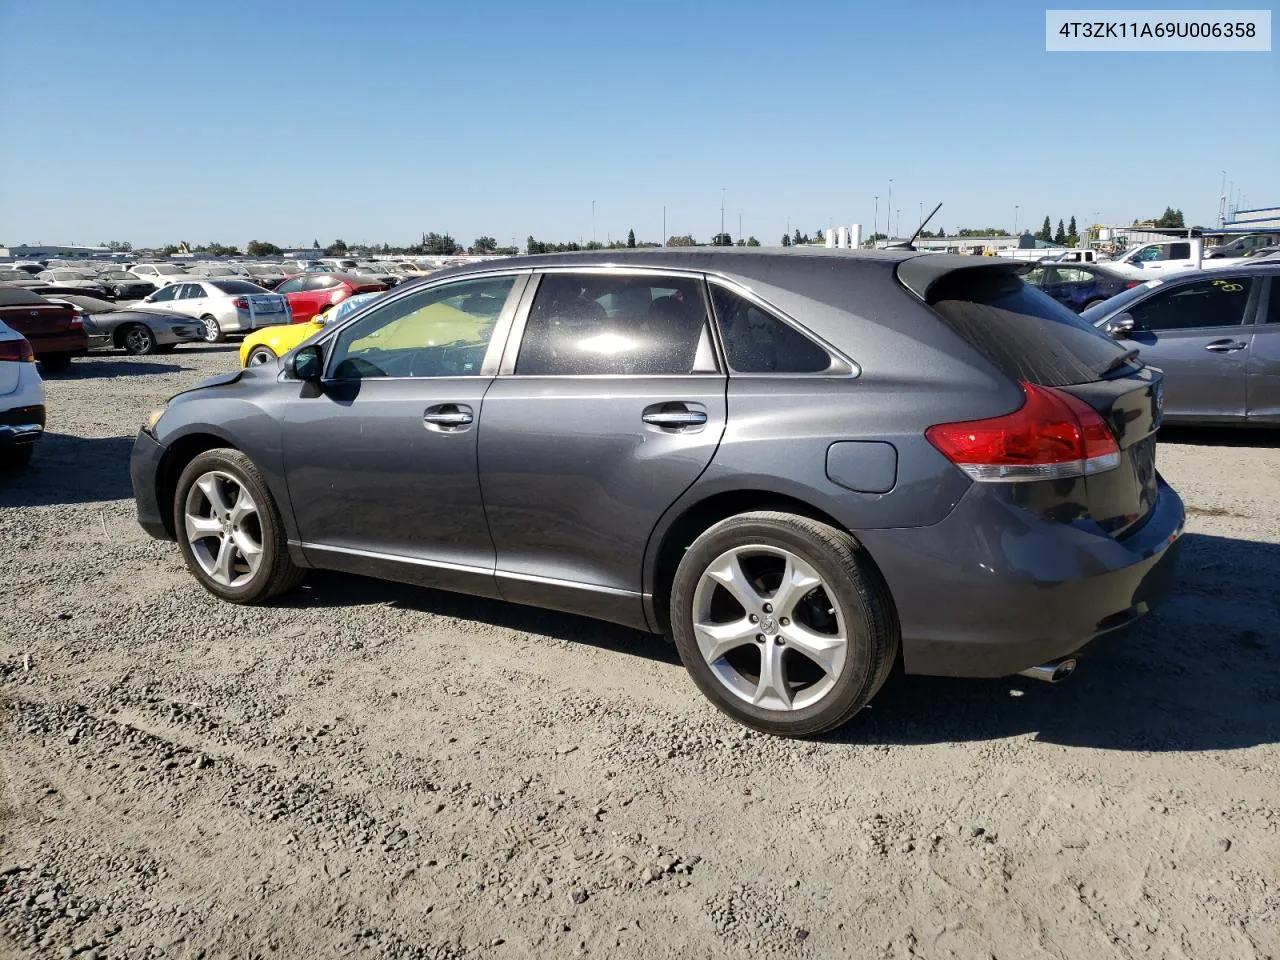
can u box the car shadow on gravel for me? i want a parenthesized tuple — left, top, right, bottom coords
(284, 571, 681, 665)
(832, 532, 1280, 753)
(0, 434, 135, 505)
(1158, 425, 1280, 447)
(44, 360, 187, 379)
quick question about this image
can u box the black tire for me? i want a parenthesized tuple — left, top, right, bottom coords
(39, 354, 72, 373)
(669, 511, 898, 737)
(201, 315, 225, 343)
(121, 323, 158, 356)
(1, 445, 35, 469)
(246, 346, 278, 368)
(173, 448, 306, 604)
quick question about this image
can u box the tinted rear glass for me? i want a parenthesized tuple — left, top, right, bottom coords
(928, 269, 1131, 386)
(210, 279, 265, 294)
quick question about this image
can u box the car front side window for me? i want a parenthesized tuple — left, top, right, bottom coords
(327, 275, 517, 380)
(1129, 277, 1254, 331)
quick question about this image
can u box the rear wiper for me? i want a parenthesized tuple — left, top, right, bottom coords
(1100, 348, 1141, 377)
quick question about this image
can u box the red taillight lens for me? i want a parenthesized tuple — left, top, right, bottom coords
(233, 296, 250, 310)
(1124, 281, 1140, 289)
(70, 310, 85, 328)
(0, 337, 35, 362)
(926, 382, 1120, 482)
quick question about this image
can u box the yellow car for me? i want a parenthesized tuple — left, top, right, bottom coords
(239, 292, 382, 367)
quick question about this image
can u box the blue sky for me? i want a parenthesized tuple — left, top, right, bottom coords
(1, 0, 1275, 248)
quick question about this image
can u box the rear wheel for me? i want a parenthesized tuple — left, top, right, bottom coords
(246, 346, 278, 367)
(39, 354, 72, 373)
(121, 323, 158, 356)
(201, 315, 225, 343)
(173, 448, 306, 603)
(670, 511, 897, 737)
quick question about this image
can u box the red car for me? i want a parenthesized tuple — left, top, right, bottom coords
(0, 288, 88, 372)
(273, 273, 388, 324)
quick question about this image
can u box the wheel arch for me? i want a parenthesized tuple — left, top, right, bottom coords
(644, 488, 889, 634)
(155, 431, 241, 539)
(112, 321, 150, 349)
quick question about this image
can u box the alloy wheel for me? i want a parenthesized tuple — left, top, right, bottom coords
(247, 348, 276, 366)
(202, 317, 221, 343)
(182, 471, 264, 587)
(124, 325, 155, 355)
(691, 545, 848, 711)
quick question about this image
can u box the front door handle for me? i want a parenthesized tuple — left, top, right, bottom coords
(1204, 339, 1248, 353)
(642, 403, 708, 429)
(423, 403, 474, 430)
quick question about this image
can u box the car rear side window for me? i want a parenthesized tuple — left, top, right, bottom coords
(516, 273, 716, 376)
(927, 269, 1130, 386)
(709, 283, 832, 374)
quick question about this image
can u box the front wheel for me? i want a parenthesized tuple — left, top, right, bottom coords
(246, 346, 277, 367)
(173, 448, 306, 603)
(669, 511, 898, 737)
(121, 323, 158, 355)
(201, 315, 225, 343)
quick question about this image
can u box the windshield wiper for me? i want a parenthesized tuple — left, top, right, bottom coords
(1100, 348, 1141, 377)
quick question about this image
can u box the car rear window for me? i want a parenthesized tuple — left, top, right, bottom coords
(927, 269, 1132, 386)
(210, 279, 266, 294)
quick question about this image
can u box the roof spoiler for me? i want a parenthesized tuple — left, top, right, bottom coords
(897, 255, 1031, 301)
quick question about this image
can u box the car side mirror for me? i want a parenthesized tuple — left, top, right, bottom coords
(1109, 313, 1135, 338)
(288, 343, 324, 382)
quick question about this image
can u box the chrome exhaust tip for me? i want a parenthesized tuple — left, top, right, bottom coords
(1017, 657, 1078, 684)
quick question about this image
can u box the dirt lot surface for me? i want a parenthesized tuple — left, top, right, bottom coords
(2, 345, 1278, 960)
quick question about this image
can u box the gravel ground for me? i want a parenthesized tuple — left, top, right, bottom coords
(1, 345, 1278, 960)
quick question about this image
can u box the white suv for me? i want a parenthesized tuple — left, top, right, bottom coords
(0, 318, 45, 468)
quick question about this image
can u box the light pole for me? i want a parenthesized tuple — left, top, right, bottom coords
(720, 187, 726, 239)
(738, 212, 742, 245)
(662, 205, 666, 247)
(919, 202, 923, 232)
(887, 179, 894, 237)
(1014, 204, 1020, 235)
(896, 209, 901, 238)
(873, 196, 878, 243)
(591, 200, 596, 245)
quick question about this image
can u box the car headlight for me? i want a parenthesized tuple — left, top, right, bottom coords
(144, 408, 166, 434)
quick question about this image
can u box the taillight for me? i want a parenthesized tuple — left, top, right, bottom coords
(1124, 281, 1140, 289)
(926, 382, 1120, 482)
(69, 310, 85, 329)
(233, 296, 250, 310)
(0, 337, 35, 362)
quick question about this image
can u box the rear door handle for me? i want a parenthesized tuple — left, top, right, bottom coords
(1204, 340, 1248, 353)
(423, 403, 474, 430)
(642, 403, 708, 429)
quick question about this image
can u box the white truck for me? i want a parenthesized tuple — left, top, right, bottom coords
(1101, 238, 1236, 279)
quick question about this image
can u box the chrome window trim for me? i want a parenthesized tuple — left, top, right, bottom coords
(704, 274, 860, 379)
(498, 267, 723, 378)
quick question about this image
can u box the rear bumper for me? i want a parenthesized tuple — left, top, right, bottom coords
(30, 332, 89, 356)
(130, 429, 171, 540)
(0, 404, 45, 446)
(858, 475, 1185, 678)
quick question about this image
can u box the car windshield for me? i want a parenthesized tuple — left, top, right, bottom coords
(1080, 281, 1163, 324)
(246, 265, 277, 275)
(155, 265, 189, 275)
(103, 271, 134, 280)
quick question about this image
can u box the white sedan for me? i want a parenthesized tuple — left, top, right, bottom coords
(0, 317, 45, 468)
(138, 279, 291, 343)
(129, 263, 193, 288)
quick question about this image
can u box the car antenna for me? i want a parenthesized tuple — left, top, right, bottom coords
(887, 202, 943, 251)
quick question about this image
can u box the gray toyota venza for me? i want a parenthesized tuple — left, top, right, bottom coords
(131, 249, 1184, 736)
